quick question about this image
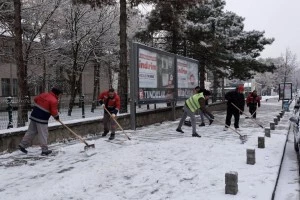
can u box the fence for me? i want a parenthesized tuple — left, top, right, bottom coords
(0, 95, 191, 130)
(0, 96, 104, 130)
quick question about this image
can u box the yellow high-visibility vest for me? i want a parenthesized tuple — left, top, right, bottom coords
(186, 93, 204, 112)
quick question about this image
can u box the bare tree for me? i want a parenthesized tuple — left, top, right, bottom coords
(47, 1, 119, 115)
(13, 0, 29, 127)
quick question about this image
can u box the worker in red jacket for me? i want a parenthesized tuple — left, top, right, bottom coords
(98, 88, 121, 140)
(19, 87, 62, 155)
(246, 90, 261, 118)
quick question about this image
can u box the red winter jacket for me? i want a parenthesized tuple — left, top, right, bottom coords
(98, 91, 121, 114)
(30, 91, 59, 124)
(246, 93, 261, 107)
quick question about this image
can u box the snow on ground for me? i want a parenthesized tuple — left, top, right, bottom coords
(0, 97, 295, 200)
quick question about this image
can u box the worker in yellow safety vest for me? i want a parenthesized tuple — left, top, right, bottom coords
(176, 89, 214, 137)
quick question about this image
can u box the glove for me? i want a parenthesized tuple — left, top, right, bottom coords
(98, 100, 103, 106)
(112, 109, 118, 115)
(239, 111, 243, 115)
(54, 115, 59, 120)
(102, 104, 105, 108)
(111, 114, 116, 118)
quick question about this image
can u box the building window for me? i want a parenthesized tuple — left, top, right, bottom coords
(1, 78, 10, 96)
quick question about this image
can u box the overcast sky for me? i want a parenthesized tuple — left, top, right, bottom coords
(225, 0, 300, 59)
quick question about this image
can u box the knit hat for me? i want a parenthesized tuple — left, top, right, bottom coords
(237, 85, 244, 92)
(51, 87, 62, 95)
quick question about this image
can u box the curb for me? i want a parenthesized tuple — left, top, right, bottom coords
(271, 118, 291, 200)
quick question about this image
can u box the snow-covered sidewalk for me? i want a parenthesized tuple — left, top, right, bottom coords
(0, 98, 293, 200)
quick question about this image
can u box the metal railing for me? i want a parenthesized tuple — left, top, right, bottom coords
(0, 95, 185, 130)
(0, 96, 103, 130)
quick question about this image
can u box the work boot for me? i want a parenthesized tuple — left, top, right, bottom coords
(235, 128, 241, 131)
(192, 132, 201, 137)
(109, 133, 115, 140)
(209, 119, 214, 125)
(176, 128, 184, 133)
(199, 122, 205, 127)
(18, 145, 28, 154)
(102, 130, 109, 137)
(41, 150, 52, 156)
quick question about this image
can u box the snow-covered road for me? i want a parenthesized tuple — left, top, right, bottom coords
(0, 98, 297, 200)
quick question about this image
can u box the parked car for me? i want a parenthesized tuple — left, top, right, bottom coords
(290, 98, 300, 152)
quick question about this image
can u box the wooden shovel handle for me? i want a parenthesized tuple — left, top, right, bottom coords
(103, 106, 131, 140)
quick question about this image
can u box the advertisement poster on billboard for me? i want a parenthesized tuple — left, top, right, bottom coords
(279, 83, 292, 100)
(139, 48, 157, 88)
(138, 47, 175, 102)
(177, 58, 199, 99)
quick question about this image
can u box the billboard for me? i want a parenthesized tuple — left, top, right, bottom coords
(132, 43, 199, 104)
(138, 47, 175, 103)
(279, 82, 292, 100)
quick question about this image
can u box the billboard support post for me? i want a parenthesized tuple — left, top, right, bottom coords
(130, 42, 137, 130)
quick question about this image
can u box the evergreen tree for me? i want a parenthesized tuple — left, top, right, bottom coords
(186, 0, 275, 83)
(135, 0, 198, 54)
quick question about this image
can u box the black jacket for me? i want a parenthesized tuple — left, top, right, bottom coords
(225, 89, 245, 112)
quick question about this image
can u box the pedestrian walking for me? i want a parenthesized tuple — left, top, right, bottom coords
(176, 89, 214, 137)
(246, 90, 261, 118)
(98, 88, 120, 140)
(18, 87, 62, 155)
(223, 85, 245, 131)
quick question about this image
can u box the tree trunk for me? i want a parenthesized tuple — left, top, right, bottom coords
(108, 62, 113, 88)
(212, 70, 219, 103)
(41, 34, 49, 92)
(199, 59, 205, 88)
(67, 72, 78, 116)
(91, 63, 100, 112)
(171, 28, 177, 54)
(42, 56, 47, 92)
(221, 76, 225, 101)
(14, 0, 29, 127)
(118, 0, 128, 113)
(77, 73, 82, 108)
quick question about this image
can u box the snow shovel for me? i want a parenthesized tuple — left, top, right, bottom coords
(211, 117, 247, 144)
(103, 107, 131, 140)
(58, 120, 95, 150)
(231, 103, 264, 129)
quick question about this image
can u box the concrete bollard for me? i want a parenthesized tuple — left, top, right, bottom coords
(270, 122, 275, 130)
(247, 149, 256, 165)
(274, 118, 278, 125)
(277, 115, 280, 122)
(265, 128, 271, 137)
(258, 137, 265, 148)
(225, 171, 238, 195)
